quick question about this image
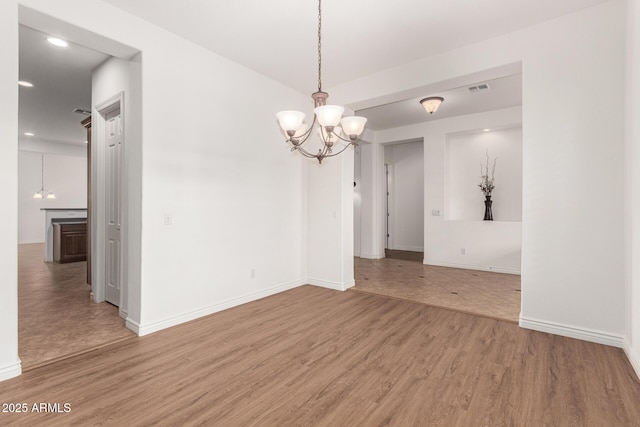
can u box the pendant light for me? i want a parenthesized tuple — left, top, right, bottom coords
(33, 154, 55, 200)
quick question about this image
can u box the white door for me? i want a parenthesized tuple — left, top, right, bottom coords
(105, 108, 122, 306)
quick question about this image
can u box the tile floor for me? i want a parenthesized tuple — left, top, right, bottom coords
(18, 243, 134, 370)
(353, 252, 521, 322)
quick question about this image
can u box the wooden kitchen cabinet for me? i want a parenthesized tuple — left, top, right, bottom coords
(53, 222, 87, 263)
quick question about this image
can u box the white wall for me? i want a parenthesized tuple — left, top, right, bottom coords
(357, 142, 385, 259)
(377, 108, 523, 274)
(18, 149, 87, 244)
(384, 141, 424, 252)
(447, 127, 522, 222)
(625, 0, 640, 377)
(307, 151, 355, 290)
(0, 0, 20, 382)
(332, 0, 626, 346)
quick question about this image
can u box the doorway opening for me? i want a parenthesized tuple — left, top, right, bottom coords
(351, 67, 523, 323)
(383, 139, 424, 263)
(16, 15, 139, 370)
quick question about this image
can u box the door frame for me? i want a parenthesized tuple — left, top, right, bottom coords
(92, 92, 125, 311)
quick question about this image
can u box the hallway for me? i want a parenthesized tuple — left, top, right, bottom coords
(18, 243, 134, 370)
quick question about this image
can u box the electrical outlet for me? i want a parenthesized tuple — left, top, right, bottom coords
(250, 269, 256, 279)
(163, 214, 172, 225)
(461, 248, 466, 255)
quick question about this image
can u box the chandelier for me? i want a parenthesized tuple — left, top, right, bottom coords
(276, 0, 367, 164)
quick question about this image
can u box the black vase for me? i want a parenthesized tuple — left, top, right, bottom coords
(484, 195, 493, 221)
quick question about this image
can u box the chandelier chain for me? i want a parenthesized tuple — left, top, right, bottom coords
(317, 0, 322, 91)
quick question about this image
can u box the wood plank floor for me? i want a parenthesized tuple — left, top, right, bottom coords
(355, 254, 521, 322)
(1, 285, 639, 426)
(18, 243, 134, 370)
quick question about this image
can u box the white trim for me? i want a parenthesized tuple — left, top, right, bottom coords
(623, 338, 640, 380)
(307, 277, 355, 291)
(119, 308, 128, 320)
(0, 360, 21, 382)
(358, 252, 385, 260)
(92, 92, 126, 305)
(389, 245, 424, 252)
(130, 280, 304, 336)
(425, 260, 521, 275)
(125, 317, 141, 335)
(519, 316, 624, 348)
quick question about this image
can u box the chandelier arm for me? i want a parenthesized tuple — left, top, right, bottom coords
(285, 114, 317, 147)
(291, 144, 319, 159)
(322, 142, 355, 158)
(298, 114, 317, 141)
(332, 133, 358, 144)
(289, 132, 311, 147)
(318, 122, 329, 143)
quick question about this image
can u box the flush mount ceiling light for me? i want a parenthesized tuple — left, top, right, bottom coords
(419, 96, 444, 114)
(276, 0, 367, 164)
(47, 37, 68, 47)
(18, 80, 33, 87)
(33, 154, 55, 200)
(24, 132, 35, 136)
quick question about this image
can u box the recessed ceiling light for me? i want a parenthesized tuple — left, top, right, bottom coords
(47, 37, 68, 47)
(24, 132, 35, 136)
(483, 128, 491, 132)
(18, 81, 33, 87)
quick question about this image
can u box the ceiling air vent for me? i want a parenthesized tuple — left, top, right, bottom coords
(468, 83, 490, 93)
(72, 108, 91, 115)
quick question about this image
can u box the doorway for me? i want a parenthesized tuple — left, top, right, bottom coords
(16, 20, 137, 369)
(383, 140, 424, 262)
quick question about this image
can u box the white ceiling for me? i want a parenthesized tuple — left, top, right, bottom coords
(102, 0, 606, 94)
(18, 0, 608, 144)
(18, 25, 109, 146)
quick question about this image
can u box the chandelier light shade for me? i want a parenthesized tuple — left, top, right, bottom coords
(341, 116, 368, 138)
(420, 96, 444, 114)
(276, 111, 306, 133)
(276, 0, 367, 164)
(33, 154, 55, 200)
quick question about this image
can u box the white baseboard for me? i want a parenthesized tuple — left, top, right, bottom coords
(307, 277, 355, 291)
(131, 279, 304, 337)
(623, 338, 640, 380)
(358, 252, 385, 260)
(389, 245, 424, 252)
(425, 260, 521, 275)
(119, 308, 128, 320)
(519, 316, 624, 348)
(0, 360, 22, 382)
(125, 317, 141, 335)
